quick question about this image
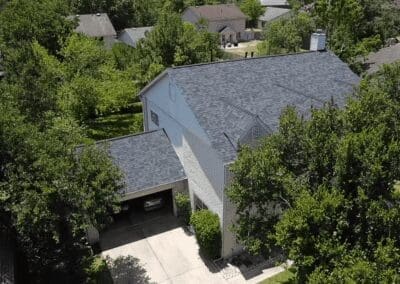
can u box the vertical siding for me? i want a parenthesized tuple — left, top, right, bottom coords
(145, 76, 225, 219)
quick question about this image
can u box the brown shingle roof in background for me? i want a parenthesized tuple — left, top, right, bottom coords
(72, 13, 116, 37)
(187, 4, 247, 21)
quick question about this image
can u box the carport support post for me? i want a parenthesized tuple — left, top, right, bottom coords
(172, 179, 190, 218)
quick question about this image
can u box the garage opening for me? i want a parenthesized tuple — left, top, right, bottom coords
(113, 189, 173, 226)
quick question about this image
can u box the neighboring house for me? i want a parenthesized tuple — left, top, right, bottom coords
(182, 4, 247, 44)
(72, 13, 117, 48)
(118, 26, 153, 48)
(365, 43, 400, 74)
(260, 0, 290, 8)
(258, 7, 292, 28)
(139, 39, 359, 257)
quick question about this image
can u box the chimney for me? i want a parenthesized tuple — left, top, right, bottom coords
(310, 29, 326, 51)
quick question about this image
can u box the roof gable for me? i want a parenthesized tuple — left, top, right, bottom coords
(119, 26, 153, 45)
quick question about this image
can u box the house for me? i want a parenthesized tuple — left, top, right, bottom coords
(182, 4, 247, 45)
(365, 42, 400, 74)
(72, 13, 117, 48)
(258, 7, 292, 28)
(260, 0, 290, 8)
(118, 27, 153, 48)
(139, 37, 359, 257)
(92, 130, 188, 217)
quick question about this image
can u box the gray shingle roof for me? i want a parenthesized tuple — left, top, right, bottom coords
(365, 43, 400, 74)
(164, 51, 359, 163)
(118, 27, 153, 47)
(259, 7, 291, 22)
(73, 13, 116, 37)
(97, 130, 186, 195)
(186, 4, 246, 21)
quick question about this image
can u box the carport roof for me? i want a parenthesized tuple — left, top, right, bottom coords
(96, 130, 186, 195)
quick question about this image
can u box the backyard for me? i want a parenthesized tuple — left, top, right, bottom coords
(86, 112, 143, 141)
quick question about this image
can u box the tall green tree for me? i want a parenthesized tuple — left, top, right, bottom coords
(240, 0, 265, 28)
(0, 0, 74, 54)
(257, 12, 315, 55)
(228, 62, 400, 282)
(68, 0, 161, 30)
(0, 100, 124, 282)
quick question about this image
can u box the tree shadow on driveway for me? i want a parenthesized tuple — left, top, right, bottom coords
(100, 255, 155, 284)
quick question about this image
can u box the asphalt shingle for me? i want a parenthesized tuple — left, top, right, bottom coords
(259, 7, 291, 22)
(186, 4, 246, 21)
(118, 26, 153, 47)
(366, 43, 400, 74)
(73, 13, 116, 37)
(96, 130, 186, 194)
(167, 51, 359, 163)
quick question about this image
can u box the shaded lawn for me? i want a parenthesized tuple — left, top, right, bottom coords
(86, 112, 143, 141)
(259, 267, 295, 284)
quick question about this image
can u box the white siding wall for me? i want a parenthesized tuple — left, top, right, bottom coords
(222, 163, 243, 257)
(144, 75, 225, 220)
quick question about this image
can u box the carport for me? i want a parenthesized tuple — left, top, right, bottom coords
(98, 129, 188, 218)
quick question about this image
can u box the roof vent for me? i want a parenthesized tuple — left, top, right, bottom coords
(310, 29, 326, 51)
(96, 13, 101, 16)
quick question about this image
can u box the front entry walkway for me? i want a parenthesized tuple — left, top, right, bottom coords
(100, 213, 286, 284)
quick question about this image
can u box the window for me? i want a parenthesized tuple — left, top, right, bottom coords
(150, 110, 159, 126)
(194, 194, 208, 211)
(237, 32, 241, 40)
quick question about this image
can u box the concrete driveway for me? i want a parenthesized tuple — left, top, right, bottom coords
(100, 213, 226, 284)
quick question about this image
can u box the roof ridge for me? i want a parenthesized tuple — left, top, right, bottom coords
(170, 51, 318, 70)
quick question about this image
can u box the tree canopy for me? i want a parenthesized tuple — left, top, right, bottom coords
(0, 0, 222, 281)
(257, 0, 400, 73)
(228, 62, 400, 282)
(240, 0, 265, 28)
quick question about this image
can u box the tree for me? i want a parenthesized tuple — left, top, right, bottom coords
(0, 0, 74, 54)
(0, 99, 124, 281)
(257, 12, 315, 55)
(59, 34, 138, 121)
(228, 62, 400, 281)
(68, 0, 161, 30)
(240, 0, 265, 28)
(1, 42, 65, 126)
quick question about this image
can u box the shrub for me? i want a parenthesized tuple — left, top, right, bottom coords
(86, 256, 110, 283)
(174, 192, 191, 225)
(190, 209, 221, 259)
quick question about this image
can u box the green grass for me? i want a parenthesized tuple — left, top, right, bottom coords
(259, 267, 295, 284)
(86, 112, 143, 141)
